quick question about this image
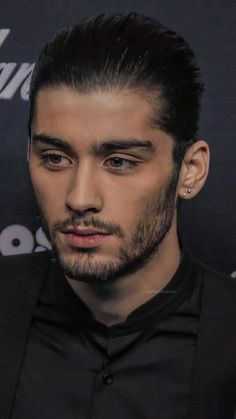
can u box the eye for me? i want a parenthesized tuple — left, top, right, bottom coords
(40, 153, 72, 169)
(105, 156, 139, 172)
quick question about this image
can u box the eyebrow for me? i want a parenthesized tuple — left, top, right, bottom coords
(91, 139, 156, 155)
(32, 134, 76, 153)
(32, 134, 156, 155)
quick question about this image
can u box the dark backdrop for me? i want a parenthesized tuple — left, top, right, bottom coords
(0, 0, 235, 275)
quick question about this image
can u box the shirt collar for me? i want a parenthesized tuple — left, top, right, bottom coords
(38, 249, 197, 336)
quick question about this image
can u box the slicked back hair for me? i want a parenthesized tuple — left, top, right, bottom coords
(28, 13, 204, 169)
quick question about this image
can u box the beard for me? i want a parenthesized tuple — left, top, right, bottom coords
(37, 166, 179, 283)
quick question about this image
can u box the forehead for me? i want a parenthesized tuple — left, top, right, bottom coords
(33, 86, 173, 151)
(35, 86, 152, 126)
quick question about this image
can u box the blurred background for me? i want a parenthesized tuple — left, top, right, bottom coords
(0, 0, 235, 275)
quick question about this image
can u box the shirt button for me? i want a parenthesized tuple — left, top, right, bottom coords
(102, 371, 113, 385)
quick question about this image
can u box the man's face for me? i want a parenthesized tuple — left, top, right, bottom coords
(29, 86, 180, 282)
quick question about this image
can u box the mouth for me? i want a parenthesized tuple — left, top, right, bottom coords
(61, 228, 111, 249)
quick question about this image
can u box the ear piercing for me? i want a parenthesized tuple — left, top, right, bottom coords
(182, 188, 192, 198)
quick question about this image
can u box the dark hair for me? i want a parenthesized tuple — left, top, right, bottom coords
(28, 13, 204, 168)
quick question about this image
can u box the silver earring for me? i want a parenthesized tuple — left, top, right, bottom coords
(182, 188, 191, 198)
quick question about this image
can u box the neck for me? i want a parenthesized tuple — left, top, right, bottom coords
(66, 224, 181, 327)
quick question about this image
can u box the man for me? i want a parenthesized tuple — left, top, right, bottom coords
(1, 13, 236, 419)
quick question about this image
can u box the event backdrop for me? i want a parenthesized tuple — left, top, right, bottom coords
(0, 0, 235, 275)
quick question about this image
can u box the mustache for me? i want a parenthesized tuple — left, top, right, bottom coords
(49, 214, 124, 239)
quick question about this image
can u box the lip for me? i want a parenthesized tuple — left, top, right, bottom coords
(61, 229, 111, 249)
(61, 228, 109, 236)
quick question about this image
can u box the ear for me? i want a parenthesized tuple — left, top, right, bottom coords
(177, 140, 210, 200)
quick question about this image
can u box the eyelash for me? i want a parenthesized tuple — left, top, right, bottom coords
(40, 153, 140, 173)
(40, 153, 69, 170)
(104, 156, 139, 172)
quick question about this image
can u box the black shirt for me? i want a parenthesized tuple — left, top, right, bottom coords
(11, 252, 202, 419)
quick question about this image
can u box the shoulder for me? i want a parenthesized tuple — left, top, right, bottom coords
(199, 261, 236, 288)
(199, 263, 236, 291)
(196, 259, 236, 314)
(0, 249, 52, 268)
(0, 250, 53, 283)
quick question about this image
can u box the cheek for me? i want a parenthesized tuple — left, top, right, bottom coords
(30, 170, 67, 217)
(107, 186, 161, 231)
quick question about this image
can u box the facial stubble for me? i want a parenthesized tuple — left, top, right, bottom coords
(37, 166, 179, 283)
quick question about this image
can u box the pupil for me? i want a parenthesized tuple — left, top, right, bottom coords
(113, 157, 122, 166)
(51, 155, 61, 163)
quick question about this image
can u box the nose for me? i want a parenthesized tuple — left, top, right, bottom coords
(65, 163, 103, 215)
